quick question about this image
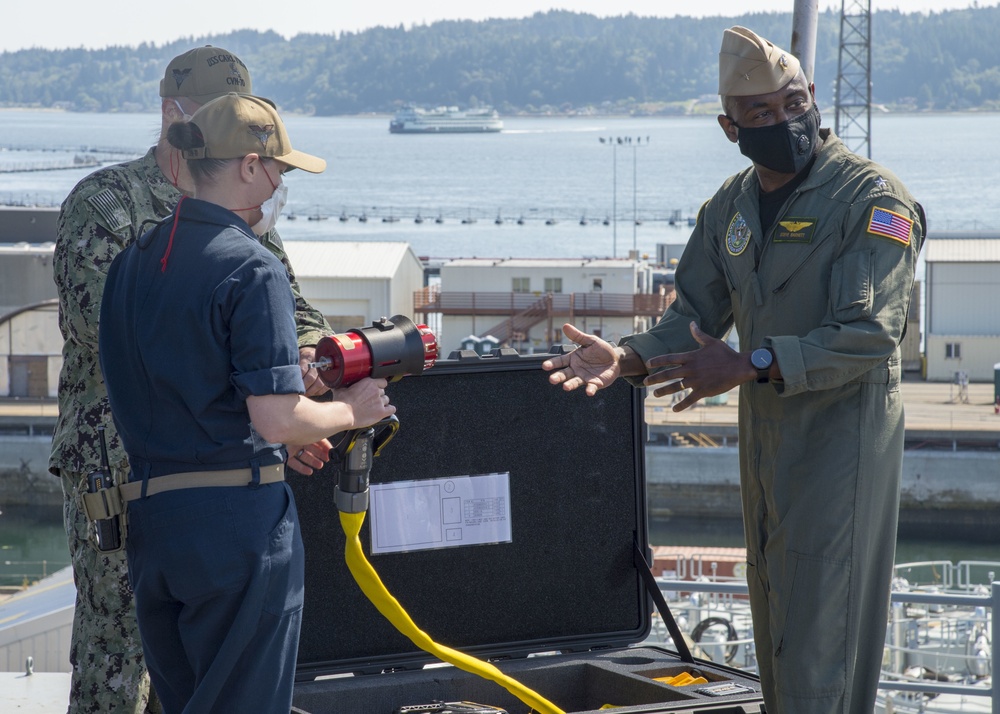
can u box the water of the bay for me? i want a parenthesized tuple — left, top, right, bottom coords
(2, 110, 998, 585)
(3, 507, 998, 588)
(3, 110, 999, 263)
(0, 506, 66, 588)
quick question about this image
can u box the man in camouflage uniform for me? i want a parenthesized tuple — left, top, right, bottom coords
(50, 46, 331, 714)
(544, 27, 924, 714)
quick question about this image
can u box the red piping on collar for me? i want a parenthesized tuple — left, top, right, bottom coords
(160, 195, 185, 273)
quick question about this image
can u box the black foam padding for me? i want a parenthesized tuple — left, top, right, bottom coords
(293, 647, 765, 713)
(290, 355, 648, 679)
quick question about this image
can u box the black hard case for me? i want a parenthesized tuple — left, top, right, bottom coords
(289, 351, 763, 714)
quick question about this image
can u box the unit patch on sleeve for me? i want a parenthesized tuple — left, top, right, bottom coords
(774, 217, 817, 244)
(867, 206, 912, 246)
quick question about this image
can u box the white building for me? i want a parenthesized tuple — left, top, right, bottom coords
(418, 258, 663, 354)
(0, 243, 57, 316)
(923, 235, 1000, 382)
(0, 240, 427, 398)
(0, 241, 60, 398)
(0, 300, 61, 398)
(282, 241, 425, 332)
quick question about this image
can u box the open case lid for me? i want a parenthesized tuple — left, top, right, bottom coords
(290, 351, 651, 681)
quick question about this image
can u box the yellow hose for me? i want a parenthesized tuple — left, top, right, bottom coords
(340, 510, 565, 714)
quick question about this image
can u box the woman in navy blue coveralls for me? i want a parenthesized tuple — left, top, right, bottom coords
(99, 94, 396, 713)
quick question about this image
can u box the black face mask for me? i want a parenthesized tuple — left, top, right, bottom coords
(734, 104, 821, 174)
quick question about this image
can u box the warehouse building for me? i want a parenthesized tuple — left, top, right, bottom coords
(281, 240, 425, 333)
(923, 234, 1000, 382)
(415, 257, 668, 354)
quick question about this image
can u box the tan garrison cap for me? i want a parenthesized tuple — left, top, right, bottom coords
(718, 26, 800, 97)
(183, 93, 326, 173)
(160, 46, 252, 104)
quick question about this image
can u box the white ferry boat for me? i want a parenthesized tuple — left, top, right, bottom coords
(389, 105, 503, 134)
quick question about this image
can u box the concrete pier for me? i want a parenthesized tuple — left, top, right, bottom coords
(0, 400, 60, 507)
(647, 446, 1000, 538)
(644, 380, 1000, 539)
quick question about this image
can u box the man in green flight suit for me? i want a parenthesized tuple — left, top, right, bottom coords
(50, 46, 333, 713)
(543, 26, 925, 714)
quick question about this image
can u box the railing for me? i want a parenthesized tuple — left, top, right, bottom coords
(893, 560, 998, 592)
(478, 294, 554, 343)
(653, 577, 997, 712)
(0, 560, 65, 588)
(413, 289, 674, 318)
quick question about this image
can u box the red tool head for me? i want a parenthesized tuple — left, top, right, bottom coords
(314, 315, 438, 389)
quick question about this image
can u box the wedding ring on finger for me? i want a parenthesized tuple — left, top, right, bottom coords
(296, 449, 305, 458)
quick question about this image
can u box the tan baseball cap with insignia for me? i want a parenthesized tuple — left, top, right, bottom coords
(160, 46, 252, 104)
(183, 93, 326, 174)
(718, 26, 800, 97)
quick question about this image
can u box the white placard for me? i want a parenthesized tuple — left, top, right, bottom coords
(369, 472, 512, 555)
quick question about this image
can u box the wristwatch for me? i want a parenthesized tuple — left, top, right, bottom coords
(750, 348, 774, 384)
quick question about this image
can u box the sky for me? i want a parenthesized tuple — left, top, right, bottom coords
(6, 1, 994, 53)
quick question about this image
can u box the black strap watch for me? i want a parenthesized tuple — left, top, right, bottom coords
(750, 347, 774, 384)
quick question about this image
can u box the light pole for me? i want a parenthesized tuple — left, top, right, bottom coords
(601, 135, 649, 258)
(631, 139, 637, 254)
(599, 136, 619, 257)
(631, 136, 649, 256)
(613, 139, 618, 257)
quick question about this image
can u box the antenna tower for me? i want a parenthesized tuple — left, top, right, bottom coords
(835, 0, 873, 158)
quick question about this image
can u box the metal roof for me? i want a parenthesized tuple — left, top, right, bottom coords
(0, 298, 58, 326)
(923, 237, 1000, 263)
(282, 241, 418, 279)
(0, 243, 56, 254)
(443, 258, 638, 269)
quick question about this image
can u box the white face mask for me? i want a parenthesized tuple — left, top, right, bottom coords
(251, 183, 288, 236)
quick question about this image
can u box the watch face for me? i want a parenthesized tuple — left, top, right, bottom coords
(751, 349, 772, 369)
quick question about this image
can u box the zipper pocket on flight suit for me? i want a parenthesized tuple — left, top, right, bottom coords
(830, 249, 876, 321)
(770, 236, 832, 295)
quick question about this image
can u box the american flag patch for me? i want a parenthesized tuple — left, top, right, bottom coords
(867, 206, 912, 245)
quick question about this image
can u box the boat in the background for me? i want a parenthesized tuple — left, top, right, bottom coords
(389, 105, 503, 134)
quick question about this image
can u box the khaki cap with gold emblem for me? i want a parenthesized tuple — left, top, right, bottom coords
(160, 46, 252, 104)
(183, 93, 326, 174)
(718, 26, 800, 97)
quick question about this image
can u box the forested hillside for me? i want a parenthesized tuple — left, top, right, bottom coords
(2, 8, 999, 114)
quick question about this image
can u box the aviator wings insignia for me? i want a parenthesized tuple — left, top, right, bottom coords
(247, 124, 275, 149)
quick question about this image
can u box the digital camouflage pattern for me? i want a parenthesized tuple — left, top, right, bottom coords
(61, 468, 156, 714)
(51, 146, 330, 712)
(50, 147, 330, 477)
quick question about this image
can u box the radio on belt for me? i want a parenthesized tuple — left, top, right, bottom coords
(311, 315, 439, 389)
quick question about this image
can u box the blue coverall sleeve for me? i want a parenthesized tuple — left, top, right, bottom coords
(227, 260, 306, 399)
